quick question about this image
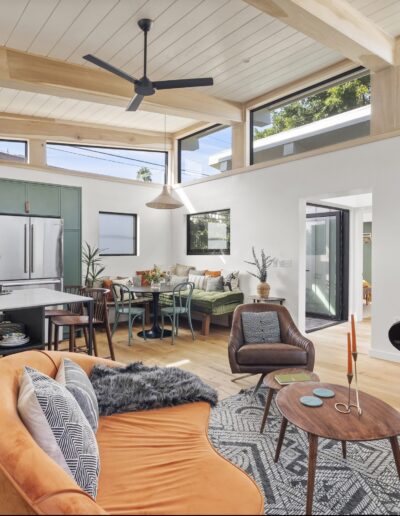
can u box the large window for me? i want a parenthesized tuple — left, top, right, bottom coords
(179, 125, 232, 183)
(47, 143, 167, 184)
(187, 209, 230, 255)
(0, 139, 27, 163)
(250, 69, 371, 165)
(99, 212, 137, 256)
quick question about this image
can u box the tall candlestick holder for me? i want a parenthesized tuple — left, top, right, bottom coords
(335, 356, 362, 415)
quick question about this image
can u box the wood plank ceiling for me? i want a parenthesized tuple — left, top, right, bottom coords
(0, 0, 400, 134)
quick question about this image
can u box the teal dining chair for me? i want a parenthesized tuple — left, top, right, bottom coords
(161, 282, 195, 345)
(111, 283, 146, 345)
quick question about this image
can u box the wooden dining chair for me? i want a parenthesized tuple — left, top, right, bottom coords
(51, 288, 115, 361)
(45, 285, 84, 350)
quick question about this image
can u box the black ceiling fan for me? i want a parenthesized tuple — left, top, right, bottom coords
(83, 18, 214, 112)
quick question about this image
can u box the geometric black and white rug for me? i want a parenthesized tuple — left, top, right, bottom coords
(208, 387, 400, 515)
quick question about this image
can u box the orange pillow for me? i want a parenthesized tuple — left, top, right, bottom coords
(205, 270, 221, 277)
(136, 271, 151, 286)
(102, 279, 114, 301)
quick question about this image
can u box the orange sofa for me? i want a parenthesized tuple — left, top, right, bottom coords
(0, 350, 264, 515)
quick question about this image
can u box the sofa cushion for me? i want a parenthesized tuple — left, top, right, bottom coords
(188, 273, 206, 290)
(237, 343, 307, 366)
(175, 263, 195, 276)
(241, 311, 281, 343)
(160, 289, 244, 314)
(56, 358, 99, 433)
(96, 402, 264, 515)
(205, 275, 224, 292)
(18, 366, 100, 499)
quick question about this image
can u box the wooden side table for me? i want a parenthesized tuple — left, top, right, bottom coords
(275, 382, 400, 515)
(251, 296, 285, 305)
(260, 368, 320, 433)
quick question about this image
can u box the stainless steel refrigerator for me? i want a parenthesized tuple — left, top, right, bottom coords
(0, 215, 63, 291)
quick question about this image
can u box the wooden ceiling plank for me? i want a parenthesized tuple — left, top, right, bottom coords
(0, 46, 242, 124)
(243, 0, 396, 71)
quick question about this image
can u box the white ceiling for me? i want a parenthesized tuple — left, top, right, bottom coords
(1, 0, 400, 134)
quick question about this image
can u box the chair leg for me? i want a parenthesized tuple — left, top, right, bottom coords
(83, 327, 89, 348)
(53, 323, 59, 351)
(128, 314, 133, 346)
(142, 314, 147, 341)
(112, 311, 120, 336)
(47, 317, 53, 350)
(92, 328, 99, 357)
(69, 326, 75, 353)
(105, 322, 116, 361)
(188, 312, 195, 340)
(161, 313, 165, 339)
(253, 373, 266, 396)
(175, 314, 179, 336)
(171, 314, 176, 345)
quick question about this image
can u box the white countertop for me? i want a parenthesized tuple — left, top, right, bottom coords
(0, 288, 92, 311)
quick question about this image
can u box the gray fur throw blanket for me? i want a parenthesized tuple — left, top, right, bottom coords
(90, 362, 218, 416)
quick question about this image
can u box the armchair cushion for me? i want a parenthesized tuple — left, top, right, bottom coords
(241, 311, 281, 343)
(237, 343, 308, 366)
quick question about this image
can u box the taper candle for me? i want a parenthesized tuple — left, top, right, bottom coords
(347, 332, 353, 375)
(351, 314, 357, 354)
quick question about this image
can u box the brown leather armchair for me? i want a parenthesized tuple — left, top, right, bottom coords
(228, 303, 315, 391)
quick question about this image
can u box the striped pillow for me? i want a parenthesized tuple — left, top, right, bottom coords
(188, 273, 206, 290)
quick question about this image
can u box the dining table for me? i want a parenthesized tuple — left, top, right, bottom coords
(128, 284, 174, 339)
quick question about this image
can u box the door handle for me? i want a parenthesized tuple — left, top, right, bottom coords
(24, 224, 28, 273)
(30, 224, 34, 273)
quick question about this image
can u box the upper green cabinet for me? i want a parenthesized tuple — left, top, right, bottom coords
(27, 183, 60, 217)
(61, 187, 81, 230)
(0, 179, 27, 214)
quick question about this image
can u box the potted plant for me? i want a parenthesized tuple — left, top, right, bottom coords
(82, 242, 105, 288)
(144, 265, 165, 290)
(245, 247, 275, 298)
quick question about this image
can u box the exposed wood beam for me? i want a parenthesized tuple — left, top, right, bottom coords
(244, 0, 395, 71)
(0, 112, 172, 149)
(0, 47, 243, 124)
(246, 59, 357, 109)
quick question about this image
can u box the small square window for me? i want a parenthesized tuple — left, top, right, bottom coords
(99, 212, 137, 256)
(187, 209, 230, 255)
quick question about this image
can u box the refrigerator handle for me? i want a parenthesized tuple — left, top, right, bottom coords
(24, 223, 28, 273)
(30, 224, 34, 273)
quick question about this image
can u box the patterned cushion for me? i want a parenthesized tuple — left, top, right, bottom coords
(205, 276, 224, 292)
(18, 367, 100, 499)
(241, 311, 281, 343)
(56, 358, 99, 434)
(222, 270, 240, 292)
(188, 273, 206, 290)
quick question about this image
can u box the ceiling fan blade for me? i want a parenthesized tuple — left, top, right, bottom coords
(83, 54, 138, 85)
(153, 78, 213, 90)
(126, 94, 144, 111)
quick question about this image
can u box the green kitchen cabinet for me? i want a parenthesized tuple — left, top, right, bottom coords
(63, 230, 82, 286)
(0, 179, 27, 214)
(61, 186, 81, 230)
(27, 182, 60, 217)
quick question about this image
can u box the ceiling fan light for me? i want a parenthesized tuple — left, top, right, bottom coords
(146, 185, 183, 210)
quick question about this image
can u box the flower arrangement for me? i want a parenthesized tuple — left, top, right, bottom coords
(143, 265, 166, 286)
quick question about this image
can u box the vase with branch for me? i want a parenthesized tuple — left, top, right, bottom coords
(245, 247, 275, 298)
(82, 242, 106, 288)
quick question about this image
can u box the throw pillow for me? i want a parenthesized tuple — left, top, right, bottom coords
(222, 270, 240, 291)
(175, 263, 195, 276)
(136, 270, 151, 286)
(205, 270, 221, 277)
(241, 311, 281, 344)
(171, 275, 189, 286)
(188, 273, 206, 290)
(56, 358, 99, 434)
(190, 269, 206, 276)
(18, 367, 100, 499)
(102, 279, 114, 301)
(205, 276, 224, 292)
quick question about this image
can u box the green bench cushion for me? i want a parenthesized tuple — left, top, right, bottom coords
(160, 289, 244, 315)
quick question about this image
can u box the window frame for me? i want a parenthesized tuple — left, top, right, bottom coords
(0, 138, 28, 163)
(186, 208, 231, 256)
(249, 66, 368, 165)
(178, 124, 231, 183)
(99, 211, 138, 257)
(46, 142, 168, 184)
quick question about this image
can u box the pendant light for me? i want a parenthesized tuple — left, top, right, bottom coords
(146, 115, 183, 210)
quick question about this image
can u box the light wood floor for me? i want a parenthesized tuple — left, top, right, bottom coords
(91, 317, 400, 409)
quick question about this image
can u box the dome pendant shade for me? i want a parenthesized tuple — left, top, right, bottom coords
(146, 185, 183, 209)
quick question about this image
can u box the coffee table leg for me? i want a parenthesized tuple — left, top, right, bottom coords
(260, 389, 274, 433)
(390, 436, 400, 478)
(341, 441, 347, 459)
(307, 433, 318, 516)
(274, 417, 288, 463)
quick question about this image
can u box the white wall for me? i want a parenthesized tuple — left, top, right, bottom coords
(0, 165, 173, 277)
(172, 136, 400, 363)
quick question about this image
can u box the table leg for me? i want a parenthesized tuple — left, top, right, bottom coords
(138, 292, 172, 339)
(260, 389, 274, 433)
(306, 433, 318, 516)
(390, 436, 400, 479)
(87, 299, 93, 356)
(274, 417, 288, 463)
(341, 441, 347, 459)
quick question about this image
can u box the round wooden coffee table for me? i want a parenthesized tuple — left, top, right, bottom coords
(260, 368, 320, 433)
(275, 382, 400, 515)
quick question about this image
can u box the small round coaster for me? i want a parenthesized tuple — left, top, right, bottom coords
(313, 388, 335, 398)
(300, 396, 323, 407)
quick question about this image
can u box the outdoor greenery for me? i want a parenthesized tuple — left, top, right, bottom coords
(254, 75, 371, 140)
(188, 210, 230, 254)
(136, 166, 152, 182)
(82, 242, 105, 287)
(245, 247, 275, 282)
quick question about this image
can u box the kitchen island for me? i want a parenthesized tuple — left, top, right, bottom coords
(0, 288, 93, 356)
